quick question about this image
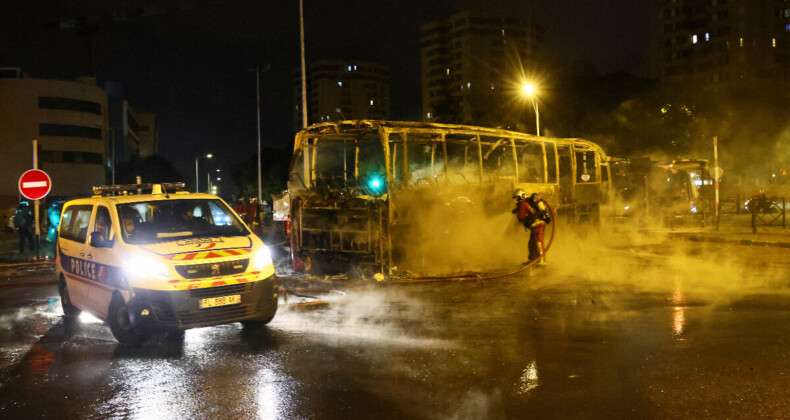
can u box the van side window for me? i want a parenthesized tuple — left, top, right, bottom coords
(59, 205, 93, 243)
(93, 206, 113, 243)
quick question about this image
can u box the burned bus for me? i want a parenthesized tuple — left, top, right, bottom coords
(285, 120, 611, 275)
(610, 158, 711, 225)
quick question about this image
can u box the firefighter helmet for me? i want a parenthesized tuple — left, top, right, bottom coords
(513, 188, 527, 200)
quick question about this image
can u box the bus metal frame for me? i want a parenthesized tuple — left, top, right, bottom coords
(287, 120, 611, 274)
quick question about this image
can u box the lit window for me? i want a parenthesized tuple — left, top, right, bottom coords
(490, 83, 495, 89)
(740, 37, 744, 47)
(347, 66, 352, 71)
(446, 68, 450, 75)
(705, 32, 710, 42)
(692, 34, 698, 44)
(338, 81, 343, 87)
(501, 29, 505, 36)
(354, 65, 357, 70)
(773, 38, 777, 47)
(467, 82, 471, 89)
(335, 108, 341, 113)
(786, 24, 790, 32)
(785, 8, 790, 17)
(370, 99, 374, 105)
(427, 112, 432, 119)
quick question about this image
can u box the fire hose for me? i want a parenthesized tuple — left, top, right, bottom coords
(387, 200, 558, 284)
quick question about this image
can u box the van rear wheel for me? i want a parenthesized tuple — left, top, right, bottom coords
(58, 276, 81, 318)
(108, 296, 149, 345)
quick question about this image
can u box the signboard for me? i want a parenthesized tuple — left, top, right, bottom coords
(18, 169, 52, 200)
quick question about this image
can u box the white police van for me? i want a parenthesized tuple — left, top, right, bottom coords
(56, 183, 278, 344)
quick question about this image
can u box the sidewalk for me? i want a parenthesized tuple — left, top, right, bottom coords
(0, 231, 57, 286)
(666, 213, 790, 248)
(0, 231, 56, 264)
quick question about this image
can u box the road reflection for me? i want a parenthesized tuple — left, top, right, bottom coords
(671, 275, 686, 340)
(516, 360, 539, 395)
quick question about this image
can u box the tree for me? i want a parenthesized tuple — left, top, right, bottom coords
(230, 148, 291, 204)
(115, 154, 184, 185)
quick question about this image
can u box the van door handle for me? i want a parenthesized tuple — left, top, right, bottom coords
(86, 253, 93, 260)
(79, 253, 85, 257)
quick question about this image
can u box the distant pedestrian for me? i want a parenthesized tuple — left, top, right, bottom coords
(13, 202, 35, 253)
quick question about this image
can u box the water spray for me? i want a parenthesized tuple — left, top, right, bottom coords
(386, 200, 558, 284)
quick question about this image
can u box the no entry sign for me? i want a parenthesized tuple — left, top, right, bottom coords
(18, 169, 52, 200)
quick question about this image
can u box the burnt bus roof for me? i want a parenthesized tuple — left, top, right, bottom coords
(294, 120, 608, 158)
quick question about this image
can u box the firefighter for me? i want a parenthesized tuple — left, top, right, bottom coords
(513, 190, 550, 266)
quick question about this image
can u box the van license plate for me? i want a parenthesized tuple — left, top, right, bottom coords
(199, 295, 241, 309)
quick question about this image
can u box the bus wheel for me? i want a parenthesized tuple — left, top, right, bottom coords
(58, 276, 81, 318)
(108, 295, 148, 345)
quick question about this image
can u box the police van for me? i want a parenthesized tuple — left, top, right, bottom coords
(56, 183, 278, 344)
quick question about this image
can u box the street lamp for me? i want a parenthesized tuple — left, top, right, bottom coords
(522, 83, 540, 136)
(195, 153, 212, 193)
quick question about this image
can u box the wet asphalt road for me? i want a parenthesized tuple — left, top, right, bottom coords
(1, 239, 790, 419)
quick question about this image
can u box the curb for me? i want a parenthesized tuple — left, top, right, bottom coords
(682, 234, 790, 248)
(0, 278, 57, 287)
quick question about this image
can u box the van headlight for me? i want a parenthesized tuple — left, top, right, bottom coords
(254, 246, 273, 270)
(124, 255, 168, 279)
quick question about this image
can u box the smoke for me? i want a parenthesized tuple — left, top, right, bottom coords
(390, 183, 529, 276)
(274, 290, 454, 349)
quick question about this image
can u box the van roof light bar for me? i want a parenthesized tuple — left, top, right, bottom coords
(92, 182, 187, 197)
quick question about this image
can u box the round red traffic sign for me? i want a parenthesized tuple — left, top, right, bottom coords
(18, 169, 52, 200)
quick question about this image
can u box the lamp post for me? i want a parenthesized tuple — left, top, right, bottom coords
(194, 153, 212, 193)
(207, 169, 221, 194)
(522, 83, 540, 136)
(249, 65, 271, 204)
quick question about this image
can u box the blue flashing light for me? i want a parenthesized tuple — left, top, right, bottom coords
(367, 175, 384, 193)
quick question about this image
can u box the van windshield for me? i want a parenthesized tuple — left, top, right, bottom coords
(117, 199, 248, 244)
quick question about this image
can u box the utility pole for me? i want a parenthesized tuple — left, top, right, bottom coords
(255, 65, 270, 205)
(299, 0, 308, 128)
(714, 136, 720, 230)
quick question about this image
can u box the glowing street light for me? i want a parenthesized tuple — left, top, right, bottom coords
(194, 153, 212, 193)
(522, 83, 540, 136)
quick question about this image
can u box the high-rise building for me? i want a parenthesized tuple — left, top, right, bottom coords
(420, 10, 543, 125)
(660, 0, 790, 87)
(294, 60, 390, 131)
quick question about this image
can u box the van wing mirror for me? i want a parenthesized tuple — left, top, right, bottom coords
(89, 232, 113, 248)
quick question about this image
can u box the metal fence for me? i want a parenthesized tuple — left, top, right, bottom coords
(751, 197, 786, 232)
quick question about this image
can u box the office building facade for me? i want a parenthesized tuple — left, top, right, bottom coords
(0, 69, 108, 202)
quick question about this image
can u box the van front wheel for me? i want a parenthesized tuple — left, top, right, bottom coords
(108, 296, 149, 345)
(241, 316, 274, 328)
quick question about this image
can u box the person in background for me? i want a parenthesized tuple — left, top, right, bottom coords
(13, 202, 35, 253)
(46, 200, 63, 243)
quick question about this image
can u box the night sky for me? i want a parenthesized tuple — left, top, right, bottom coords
(1, 0, 657, 187)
